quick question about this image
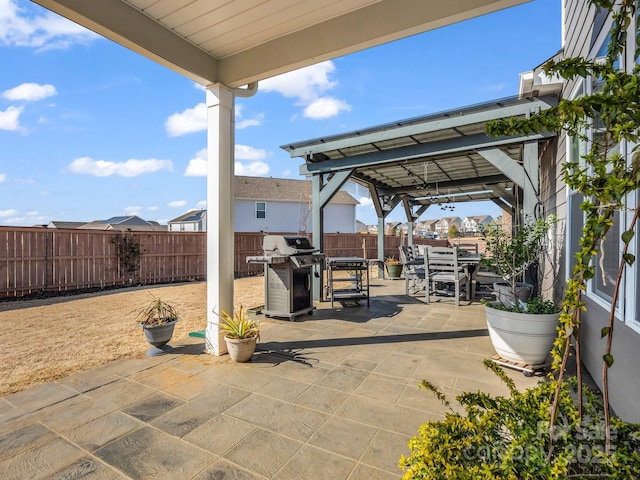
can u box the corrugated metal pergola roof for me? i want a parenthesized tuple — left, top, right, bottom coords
(282, 93, 559, 213)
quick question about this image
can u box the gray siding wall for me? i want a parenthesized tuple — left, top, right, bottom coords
(554, 0, 640, 422)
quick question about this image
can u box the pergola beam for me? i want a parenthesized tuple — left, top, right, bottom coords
(300, 132, 551, 176)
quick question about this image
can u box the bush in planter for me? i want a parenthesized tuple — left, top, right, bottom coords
(399, 361, 640, 479)
(480, 216, 556, 312)
(385, 256, 403, 278)
(480, 216, 560, 365)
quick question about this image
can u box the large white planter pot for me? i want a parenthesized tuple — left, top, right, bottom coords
(484, 305, 559, 365)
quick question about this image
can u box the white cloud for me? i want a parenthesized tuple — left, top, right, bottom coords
(184, 146, 269, 177)
(67, 156, 173, 177)
(124, 206, 142, 216)
(196, 200, 207, 209)
(147, 205, 159, 211)
(0, 173, 6, 183)
(2, 82, 56, 101)
(168, 200, 187, 208)
(0, 208, 19, 217)
(260, 61, 351, 120)
(357, 196, 374, 207)
(0, 0, 99, 51)
(480, 83, 506, 92)
(184, 148, 207, 177)
(235, 144, 267, 161)
(281, 169, 292, 177)
(303, 97, 351, 119)
(261, 61, 337, 103)
(0, 105, 24, 131)
(235, 161, 269, 176)
(235, 103, 263, 129)
(165, 102, 206, 137)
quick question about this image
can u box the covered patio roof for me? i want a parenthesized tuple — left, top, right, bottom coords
(283, 93, 559, 219)
(33, 0, 531, 88)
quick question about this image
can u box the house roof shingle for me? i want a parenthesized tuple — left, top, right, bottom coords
(235, 176, 359, 205)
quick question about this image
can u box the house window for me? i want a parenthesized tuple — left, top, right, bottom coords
(180, 224, 185, 231)
(256, 202, 266, 219)
(567, 191, 584, 277)
(584, 28, 624, 317)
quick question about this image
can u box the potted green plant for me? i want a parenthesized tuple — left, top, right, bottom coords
(135, 296, 180, 356)
(384, 256, 403, 279)
(214, 305, 260, 362)
(480, 217, 560, 366)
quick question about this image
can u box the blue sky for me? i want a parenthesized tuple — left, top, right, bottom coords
(1, 0, 561, 227)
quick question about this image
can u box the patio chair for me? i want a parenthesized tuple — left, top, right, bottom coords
(399, 245, 426, 295)
(425, 246, 470, 307)
(455, 242, 478, 255)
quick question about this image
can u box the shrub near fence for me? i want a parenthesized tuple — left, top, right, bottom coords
(0, 227, 450, 298)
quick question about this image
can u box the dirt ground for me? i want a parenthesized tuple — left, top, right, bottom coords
(0, 277, 264, 397)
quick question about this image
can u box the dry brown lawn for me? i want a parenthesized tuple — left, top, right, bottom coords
(0, 277, 264, 397)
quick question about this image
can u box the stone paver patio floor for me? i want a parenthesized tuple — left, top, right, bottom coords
(0, 279, 539, 479)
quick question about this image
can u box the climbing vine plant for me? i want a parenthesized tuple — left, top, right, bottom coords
(488, 0, 640, 452)
(111, 231, 141, 279)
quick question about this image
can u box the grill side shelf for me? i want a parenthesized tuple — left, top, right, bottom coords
(325, 257, 370, 308)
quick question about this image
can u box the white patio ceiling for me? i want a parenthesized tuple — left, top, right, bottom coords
(32, 0, 530, 87)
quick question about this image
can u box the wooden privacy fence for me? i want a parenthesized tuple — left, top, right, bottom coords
(0, 227, 448, 298)
(0, 227, 206, 298)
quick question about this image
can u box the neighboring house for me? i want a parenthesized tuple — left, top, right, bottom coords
(461, 215, 493, 236)
(78, 215, 167, 231)
(385, 222, 402, 235)
(532, 1, 640, 421)
(234, 176, 359, 234)
(355, 220, 367, 233)
(435, 217, 462, 238)
(416, 219, 439, 237)
(168, 210, 207, 232)
(47, 221, 88, 229)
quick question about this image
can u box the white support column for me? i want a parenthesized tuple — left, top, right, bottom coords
(205, 84, 235, 356)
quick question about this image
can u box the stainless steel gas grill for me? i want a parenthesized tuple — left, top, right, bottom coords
(247, 235, 324, 320)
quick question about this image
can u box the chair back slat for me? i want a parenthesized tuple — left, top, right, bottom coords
(425, 246, 460, 272)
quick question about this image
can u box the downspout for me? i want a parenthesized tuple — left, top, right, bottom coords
(232, 82, 259, 98)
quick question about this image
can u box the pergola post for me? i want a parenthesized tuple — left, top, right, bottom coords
(311, 175, 324, 302)
(310, 170, 353, 301)
(205, 85, 235, 356)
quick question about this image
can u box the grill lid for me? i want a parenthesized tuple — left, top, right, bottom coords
(263, 235, 318, 256)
